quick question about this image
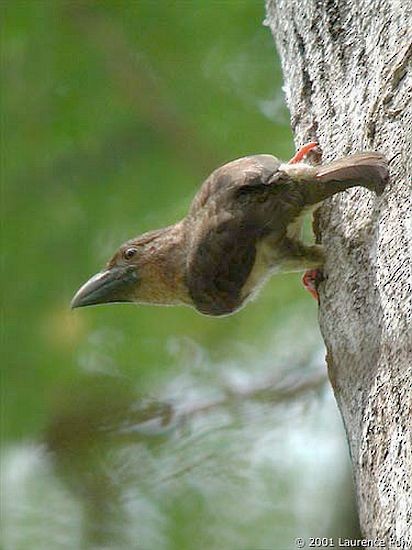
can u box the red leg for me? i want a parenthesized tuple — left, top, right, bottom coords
(291, 142, 322, 299)
(302, 269, 320, 301)
(289, 141, 318, 164)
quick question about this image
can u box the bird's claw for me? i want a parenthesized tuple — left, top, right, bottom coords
(289, 141, 320, 164)
(302, 269, 321, 301)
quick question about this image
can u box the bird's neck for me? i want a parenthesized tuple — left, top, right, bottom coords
(139, 222, 191, 307)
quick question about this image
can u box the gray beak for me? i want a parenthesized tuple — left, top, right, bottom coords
(71, 267, 138, 309)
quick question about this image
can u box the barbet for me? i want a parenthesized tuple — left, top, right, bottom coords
(71, 144, 388, 316)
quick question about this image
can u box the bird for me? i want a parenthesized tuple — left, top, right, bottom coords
(71, 144, 388, 316)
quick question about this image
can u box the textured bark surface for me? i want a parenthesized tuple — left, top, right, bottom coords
(265, 0, 412, 541)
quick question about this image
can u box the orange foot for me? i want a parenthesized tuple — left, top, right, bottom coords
(289, 141, 318, 164)
(302, 269, 321, 301)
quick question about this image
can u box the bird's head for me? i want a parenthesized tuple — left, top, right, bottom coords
(71, 224, 190, 310)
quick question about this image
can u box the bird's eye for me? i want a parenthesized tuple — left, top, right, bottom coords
(124, 247, 138, 260)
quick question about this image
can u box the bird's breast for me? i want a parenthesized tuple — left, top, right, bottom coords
(240, 237, 283, 301)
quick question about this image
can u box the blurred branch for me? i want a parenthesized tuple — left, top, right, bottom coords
(47, 368, 327, 451)
(46, 368, 326, 546)
(178, 369, 326, 420)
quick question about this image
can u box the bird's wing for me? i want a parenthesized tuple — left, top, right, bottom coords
(185, 210, 259, 316)
(188, 155, 282, 216)
(184, 154, 289, 316)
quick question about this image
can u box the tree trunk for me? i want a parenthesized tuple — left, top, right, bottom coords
(265, 0, 412, 541)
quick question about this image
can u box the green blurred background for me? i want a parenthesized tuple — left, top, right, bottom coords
(2, 1, 359, 549)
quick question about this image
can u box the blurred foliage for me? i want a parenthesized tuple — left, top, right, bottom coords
(3, 0, 297, 440)
(2, 1, 359, 549)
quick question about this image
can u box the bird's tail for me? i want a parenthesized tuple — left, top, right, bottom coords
(315, 152, 389, 197)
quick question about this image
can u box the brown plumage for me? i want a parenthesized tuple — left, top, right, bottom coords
(71, 151, 388, 316)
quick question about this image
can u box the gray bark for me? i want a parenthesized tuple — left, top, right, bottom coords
(265, 0, 412, 542)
